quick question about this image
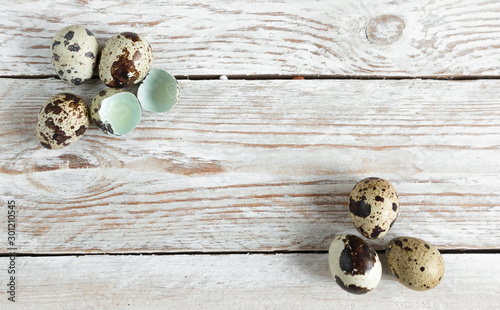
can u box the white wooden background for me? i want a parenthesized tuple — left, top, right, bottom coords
(1, 0, 499, 309)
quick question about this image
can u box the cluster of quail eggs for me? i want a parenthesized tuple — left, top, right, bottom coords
(37, 25, 179, 150)
(329, 177, 445, 294)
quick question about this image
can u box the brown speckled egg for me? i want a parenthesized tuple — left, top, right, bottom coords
(51, 25, 100, 85)
(99, 32, 153, 88)
(328, 234, 382, 294)
(348, 177, 399, 239)
(386, 237, 444, 291)
(36, 93, 89, 150)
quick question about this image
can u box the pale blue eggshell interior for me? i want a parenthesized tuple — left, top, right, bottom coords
(138, 69, 178, 113)
(99, 93, 141, 135)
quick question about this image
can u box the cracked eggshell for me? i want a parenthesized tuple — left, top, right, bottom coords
(37, 93, 89, 150)
(91, 88, 123, 135)
(348, 177, 399, 239)
(138, 69, 179, 113)
(51, 25, 99, 85)
(386, 237, 444, 291)
(99, 32, 153, 88)
(91, 88, 141, 136)
(328, 234, 382, 294)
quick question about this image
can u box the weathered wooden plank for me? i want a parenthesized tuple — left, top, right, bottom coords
(2, 0, 500, 77)
(0, 78, 499, 253)
(0, 254, 498, 309)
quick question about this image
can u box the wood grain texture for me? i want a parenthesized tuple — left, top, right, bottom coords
(1, 78, 499, 253)
(0, 254, 498, 309)
(2, 0, 500, 77)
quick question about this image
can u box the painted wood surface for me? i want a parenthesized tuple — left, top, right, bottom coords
(1, 78, 499, 253)
(0, 253, 498, 309)
(1, 1, 499, 308)
(2, 0, 500, 77)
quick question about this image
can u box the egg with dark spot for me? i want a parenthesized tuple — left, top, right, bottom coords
(328, 234, 382, 294)
(51, 25, 100, 85)
(99, 32, 153, 88)
(386, 237, 444, 291)
(348, 177, 399, 239)
(36, 93, 89, 150)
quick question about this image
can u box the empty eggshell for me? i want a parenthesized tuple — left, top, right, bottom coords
(348, 177, 399, 239)
(328, 234, 382, 294)
(99, 32, 153, 88)
(90, 88, 141, 136)
(386, 237, 445, 291)
(37, 93, 89, 150)
(137, 69, 179, 112)
(51, 25, 100, 85)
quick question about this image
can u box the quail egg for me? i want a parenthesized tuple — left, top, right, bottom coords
(51, 25, 100, 85)
(348, 177, 399, 239)
(37, 93, 89, 150)
(90, 88, 141, 136)
(328, 234, 382, 294)
(99, 32, 153, 88)
(386, 237, 444, 291)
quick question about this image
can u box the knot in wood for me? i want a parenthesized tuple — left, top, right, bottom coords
(366, 15, 405, 45)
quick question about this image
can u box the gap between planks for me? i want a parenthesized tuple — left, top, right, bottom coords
(1, 249, 499, 257)
(2, 75, 500, 80)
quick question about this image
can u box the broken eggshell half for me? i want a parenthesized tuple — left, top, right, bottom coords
(137, 69, 179, 113)
(90, 88, 141, 136)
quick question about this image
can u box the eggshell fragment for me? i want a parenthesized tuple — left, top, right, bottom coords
(90, 88, 141, 136)
(51, 25, 99, 85)
(348, 177, 399, 239)
(99, 32, 153, 88)
(137, 69, 179, 113)
(37, 93, 89, 150)
(328, 234, 382, 294)
(386, 237, 445, 291)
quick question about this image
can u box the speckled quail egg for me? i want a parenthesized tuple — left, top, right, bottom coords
(51, 25, 100, 85)
(386, 237, 444, 291)
(328, 234, 382, 294)
(99, 32, 153, 88)
(137, 69, 179, 112)
(90, 88, 141, 136)
(348, 177, 399, 239)
(37, 93, 89, 150)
